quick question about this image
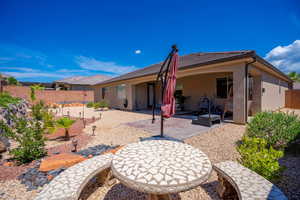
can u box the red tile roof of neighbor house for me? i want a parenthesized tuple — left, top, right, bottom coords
(94, 50, 292, 85)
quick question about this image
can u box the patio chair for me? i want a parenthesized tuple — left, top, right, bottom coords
(192, 97, 221, 127)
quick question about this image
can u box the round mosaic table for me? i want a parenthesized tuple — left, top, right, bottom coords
(111, 140, 212, 200)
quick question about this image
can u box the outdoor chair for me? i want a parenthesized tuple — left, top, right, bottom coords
(192, 97, 221, 127)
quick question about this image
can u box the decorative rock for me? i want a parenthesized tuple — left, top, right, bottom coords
(75, 144, 114, 157)
(39, 153, 86, 172)
(47, 175, 53, 181)
(0, 140, 7, 153)
(103, 145, 123, 155)
(3, 161, 14, 167)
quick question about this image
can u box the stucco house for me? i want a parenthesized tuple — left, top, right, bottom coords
(55, 75, 111, 91)
(92, 51, 292, 124)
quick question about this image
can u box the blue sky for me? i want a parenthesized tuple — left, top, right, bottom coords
(0, 0, 299, 82)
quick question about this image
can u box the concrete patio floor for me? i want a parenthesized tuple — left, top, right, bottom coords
(125, 115, 222, 140)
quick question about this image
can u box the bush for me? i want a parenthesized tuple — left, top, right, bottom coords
(237, 136, 284, 181)
(86, 102, 94, 108)
(247, 111, 300, 149)
(31, 100, 46, 120)
(0, 115, 47, 164)
(94, 100, 109, 109)
(0, 92, 20, 108)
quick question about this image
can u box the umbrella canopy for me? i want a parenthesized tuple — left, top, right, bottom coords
(161, 52, 179, 118)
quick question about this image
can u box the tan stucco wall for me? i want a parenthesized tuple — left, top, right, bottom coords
(261, 71, 289, 111)
(176, 72, 231, 111)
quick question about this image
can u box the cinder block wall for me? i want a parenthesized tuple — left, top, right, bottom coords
(3, 86, 94, 104)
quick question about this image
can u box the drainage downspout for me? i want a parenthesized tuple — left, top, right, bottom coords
(245, 57, 256, 123)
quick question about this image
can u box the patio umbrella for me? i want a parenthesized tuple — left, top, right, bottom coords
(152, 45, 179, 137)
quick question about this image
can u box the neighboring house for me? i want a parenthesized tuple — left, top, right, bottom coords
(55, 75, 111, 91)
(92, 51, 293, 124)
(293, 82, 300, 90)
(20, 81, 55, 90)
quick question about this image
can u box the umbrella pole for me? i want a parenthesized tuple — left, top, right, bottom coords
(154, 45, 178, 138)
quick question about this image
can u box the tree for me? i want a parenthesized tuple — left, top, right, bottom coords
(56, 117, 75, 140)
(7, 77, 19, 85)
(288, 71, 300, 82)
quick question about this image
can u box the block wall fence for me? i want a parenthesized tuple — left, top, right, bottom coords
(3, 86, 94, 104)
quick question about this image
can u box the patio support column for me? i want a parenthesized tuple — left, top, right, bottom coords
(233, 66, 246, 124)
(126, 84, 136, 110)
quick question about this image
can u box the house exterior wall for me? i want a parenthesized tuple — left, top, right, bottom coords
(261, 71, 289, 111)
(176, 72, 231, 111)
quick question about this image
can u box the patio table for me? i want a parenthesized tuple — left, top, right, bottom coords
(111, 140, 212, 200)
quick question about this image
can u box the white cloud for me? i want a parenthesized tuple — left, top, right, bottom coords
(135, 49, 141, 54)
(0, 67, 38, 72)
(57, 69, 88, 73)
(265, 40, 300, 72)
(3, 72, 67, 78)
(75, 56, 137, 75)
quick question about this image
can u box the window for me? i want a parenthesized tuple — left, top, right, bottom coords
(116, 84, 126, 99)
(101, 87, 107, 99)
(216, 77, 233, 99)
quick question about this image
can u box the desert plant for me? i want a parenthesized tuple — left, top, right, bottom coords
(0, 92, 20, 108)
(237, 136, 284, 181)
(7, 76, 19, 85)
(31, 100, 46, 120)
(42, 111, 56, 134)
(0, 115, 47, 164)
(30, 84, 45, 101)
(56, 117, 75, 140)
(86, 102, 94, 108)
(247, 111, 300, 149)
(94, 100, 109, 109)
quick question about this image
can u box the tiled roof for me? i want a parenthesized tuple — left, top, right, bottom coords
(95, 50, 255, 85)
(55, 75, 111, 85)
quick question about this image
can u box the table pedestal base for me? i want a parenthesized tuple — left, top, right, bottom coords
(148, 194, 171, 200)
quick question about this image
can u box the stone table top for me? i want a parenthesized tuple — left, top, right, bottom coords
(111, 140, 212, 194)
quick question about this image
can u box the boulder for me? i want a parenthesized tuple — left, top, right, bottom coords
(0, 140, 7, 153)
(39, 153, 86, 172)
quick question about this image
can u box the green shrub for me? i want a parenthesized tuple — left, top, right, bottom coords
(94, 100, 109, 109)
(31, 100, 46, 120)
(42, 111, 56, 134)
(86, 102, 94, 108)
(0, 115, 47, 164)
(237, 136, 284, 181)
(0, 92, 20, 108)
(247, 111, 300, 149)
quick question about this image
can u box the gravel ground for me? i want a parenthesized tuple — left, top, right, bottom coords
(82, 109, 152, 147)
(1, 107, 299, 200)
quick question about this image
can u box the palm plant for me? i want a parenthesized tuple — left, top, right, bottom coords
(56, 117, 75, 140)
